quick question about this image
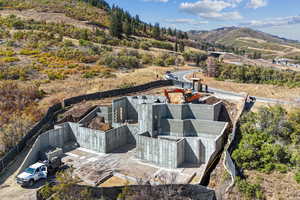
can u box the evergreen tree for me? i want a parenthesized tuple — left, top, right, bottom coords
(123, 20, 132, 36)
(110, 9, 123, 38)
(179, 41, 185, 52)
(153, 23, 161, 39)
(167, 28, 172, 36)
(184, 32, 189, 39)
(175, 40, 178, 52)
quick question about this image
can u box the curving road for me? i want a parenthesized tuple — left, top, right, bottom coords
(173, 69, 296, 105)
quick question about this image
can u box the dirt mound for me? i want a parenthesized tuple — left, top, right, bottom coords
(87, 116, 112, 132)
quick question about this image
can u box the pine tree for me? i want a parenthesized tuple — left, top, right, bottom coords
(167, 28, 172, 36)
(123, 20, 132, 36)
(175, 40, 178, 52)
(179, 41, 185, 52)
(184, 32, 189, 39)
(153, 23, 160, 39)
(110, 10, 123, 38)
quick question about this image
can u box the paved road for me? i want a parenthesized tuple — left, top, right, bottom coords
(173, 69, 295, 105)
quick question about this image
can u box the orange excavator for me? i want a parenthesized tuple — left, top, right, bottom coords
(164, 88, 202, 104)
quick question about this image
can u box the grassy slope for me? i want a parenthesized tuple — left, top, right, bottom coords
(190, 27, 300, 58)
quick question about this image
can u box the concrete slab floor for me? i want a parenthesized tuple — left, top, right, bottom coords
(62, 144, 205, 186)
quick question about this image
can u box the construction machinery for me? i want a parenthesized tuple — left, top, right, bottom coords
(164, 88, 203, 104)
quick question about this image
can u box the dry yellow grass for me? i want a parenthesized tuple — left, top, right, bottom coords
(245, 170, 300, 200)
(188, 72, 300, 101)
(38, 65, 195, 111)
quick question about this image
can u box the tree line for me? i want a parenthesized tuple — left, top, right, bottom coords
(109, 5, 188, 41)
(216, 63, 300, 87)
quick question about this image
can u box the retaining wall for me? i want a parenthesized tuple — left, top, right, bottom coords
(79, 106, 112, 125)
(18, 123, 72, 173)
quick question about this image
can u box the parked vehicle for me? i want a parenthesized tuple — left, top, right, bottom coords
(165, 73, 178, 80)
(16, 147, 63, 187)
(16, 162, 47, 187)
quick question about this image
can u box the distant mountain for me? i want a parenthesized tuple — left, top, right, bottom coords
(188, 27, 300, 57)
(189, 27, 299, 45)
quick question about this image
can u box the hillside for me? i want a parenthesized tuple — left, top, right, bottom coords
(189, 27, 300, 59)
(0, 0, 205, 155)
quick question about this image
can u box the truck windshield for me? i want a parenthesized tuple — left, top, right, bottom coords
(25, 168, 35, 174)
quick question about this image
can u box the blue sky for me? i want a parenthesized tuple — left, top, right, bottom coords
(105, 0, 300, 41)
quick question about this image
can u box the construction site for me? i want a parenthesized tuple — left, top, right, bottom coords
(16, 80, 231, 188)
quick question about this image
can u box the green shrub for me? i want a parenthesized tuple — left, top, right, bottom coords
(0, 48, 16, 56)
(294, 171, 300, 184)
(82, 71, 98, 78)
(165, 56, 176, 66)
(141, 54, 153, 64)
(63, 40, 74, 47)
(99, 53, 140, 69)
(47, 71, 67, 80)
(236, 178, 265, 200)
(232, 106, 300, 174)
(1, 57, 20, 63)
(275, 164, 288, 173)
(140, 42, 151, 50)
(150, 40, 173, 50)
(80, 56, 99, 63)
(20, 49, 40, 55)
(118, 82, 136, 89)
(153, 58, 165, 66)
(38, 183, 54, 200)
(217, 63, 300, 87)
(79, 39, 93, 47)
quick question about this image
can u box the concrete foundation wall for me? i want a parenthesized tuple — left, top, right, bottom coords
(19, 123, 73, 173)
(105, 126, 129, 152)
(213, 102, 222, 121)
(184, 138, 204, 164)
(197, 136, 218, 163)
(167, 104, 182, 119)
(160, 119, 227, 138)
(177, 139, 185, 167)
(112, 98, 127, 123)
(189, 120, 228, 136)
(138, 104, 154, 136)
(69, 123, 106, 153)
(127, 124, 140, 144)
(187, 104, 215, 121)
(136, 134, 182, 168)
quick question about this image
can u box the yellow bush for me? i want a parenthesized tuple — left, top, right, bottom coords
(0, 48, 16, 57)
(1, 57, 20, 63)
(20, 49, 40, 55)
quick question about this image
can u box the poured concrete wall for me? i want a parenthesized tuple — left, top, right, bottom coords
(127, 124, 140, 144)
(177, 139, 185, 167)
(160, 119, 227, 137)
(105, 126, 129, 152)
(136, 134, 184, 168)
(138, 104, 154, 136)
(69, 123, 106, 153)
(19, 123, 73, 173)
(69, 123, 131, 153)
(112, 98, 127, 123)
(184, 137, 204, 164)
(79, 106, 112, 125)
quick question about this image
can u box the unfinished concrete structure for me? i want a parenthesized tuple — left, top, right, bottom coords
(20, 95, 228, 176)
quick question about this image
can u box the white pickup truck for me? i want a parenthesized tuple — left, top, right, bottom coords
(16, 162, 47, 187)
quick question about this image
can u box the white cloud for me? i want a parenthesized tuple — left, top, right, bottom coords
(247, 0, 267, 9)
(240, 15, 300, 28)
(179, 0, 243, 20)
(144, 0, 168, 2)
(165, 18, 209, 25)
